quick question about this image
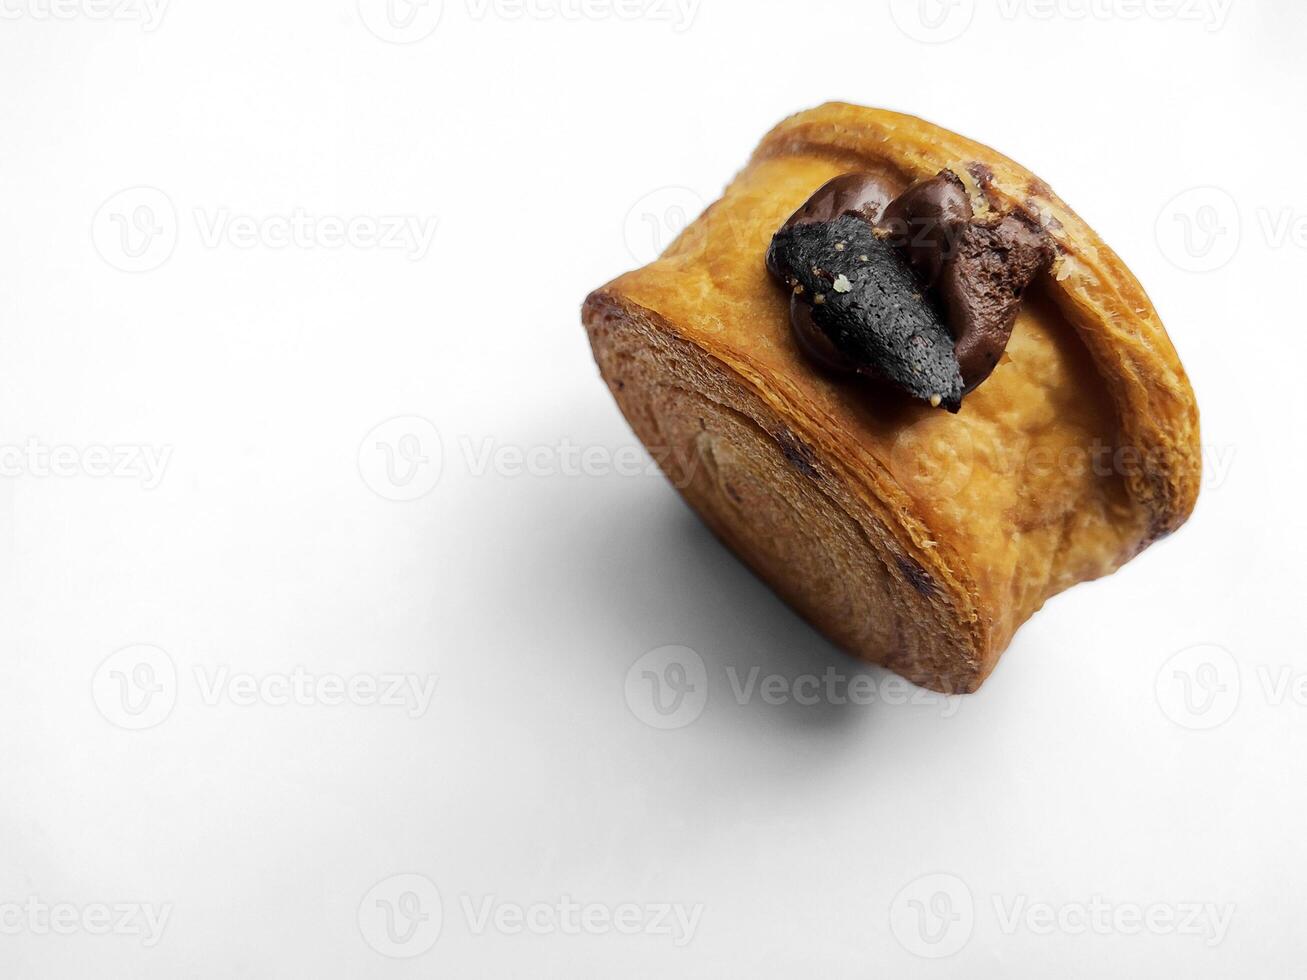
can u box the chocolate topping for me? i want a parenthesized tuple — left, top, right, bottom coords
(936, 210, 1052, 388)
(776, 172, 898, 230)
(767, 169, 1053, 408)
(878, 170, 972, 288)
(768, 213, 965, 411)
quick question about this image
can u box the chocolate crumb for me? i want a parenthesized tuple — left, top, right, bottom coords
(966, 161, 995, 189)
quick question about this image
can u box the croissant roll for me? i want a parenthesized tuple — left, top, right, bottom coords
(582, 103, 1201, 693)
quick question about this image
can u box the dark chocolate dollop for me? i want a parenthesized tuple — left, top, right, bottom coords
(935, 210, 1052, 389)
(767, 169, 1053, 408)
(878, 170, 972, 288)
(775, 172, 898, 230)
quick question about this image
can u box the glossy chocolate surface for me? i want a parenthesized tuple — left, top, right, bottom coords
(768, 170, 1053, 407)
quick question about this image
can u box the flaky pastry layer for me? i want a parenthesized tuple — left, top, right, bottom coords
(583, 103, 1200, 692)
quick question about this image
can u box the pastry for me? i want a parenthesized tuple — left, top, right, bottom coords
(582, 103, 1201, 693)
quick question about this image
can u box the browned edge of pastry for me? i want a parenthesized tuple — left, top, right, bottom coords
(582, 288, 993, 691)
(582, 103, 1202, 691)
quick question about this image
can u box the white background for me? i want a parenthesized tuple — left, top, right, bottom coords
(1, 0, 1303, 976)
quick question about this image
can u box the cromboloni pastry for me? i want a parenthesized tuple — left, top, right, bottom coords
(582, 103, 1200, 693)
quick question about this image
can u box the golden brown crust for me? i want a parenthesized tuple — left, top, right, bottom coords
(582, 103, 1201, 692)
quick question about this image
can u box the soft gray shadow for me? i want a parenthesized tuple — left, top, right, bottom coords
(489, 447, 891, 733)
